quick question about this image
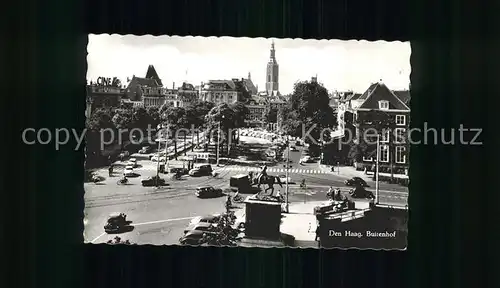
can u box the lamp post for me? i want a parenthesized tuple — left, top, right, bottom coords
(285, 135, 290, 213)
(375, 134, 380, 204)
(216, 118, 221, 167)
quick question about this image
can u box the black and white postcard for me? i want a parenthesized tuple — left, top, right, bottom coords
(83, 35, 410, 249)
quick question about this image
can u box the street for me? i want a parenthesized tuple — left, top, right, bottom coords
(84, 135, 408, 245)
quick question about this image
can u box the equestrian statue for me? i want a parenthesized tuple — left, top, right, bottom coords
(251, 164, 283, 195)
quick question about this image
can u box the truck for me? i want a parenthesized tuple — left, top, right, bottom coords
(230, 174, 259, 194)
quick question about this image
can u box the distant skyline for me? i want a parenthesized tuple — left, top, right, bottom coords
(87, 34, 411, 94)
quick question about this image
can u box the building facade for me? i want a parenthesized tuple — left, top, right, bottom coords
(124, 65, 163, 101)
(177, 82, 199, 107)
(338, 82, 411, 173)
(199, 80, 240, 105)
(245, 96, 268, 127)
(86, 77, 124, 114)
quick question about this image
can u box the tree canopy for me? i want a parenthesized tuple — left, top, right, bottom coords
(283, 80, 337, 147)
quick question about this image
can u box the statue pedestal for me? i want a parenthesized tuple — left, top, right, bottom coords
(243, 195, 282, 241)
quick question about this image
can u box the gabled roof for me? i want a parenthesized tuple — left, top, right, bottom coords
(242, 78, 257, 94)
(127, 76, 159, 89)
(348, 93, 362, 100)
(357, 83, 378, 101)
(357, 82, 410, 111)
(393, 90, 411, 106)
(206, 80, 236, 90)
(145, 65, 163, 86)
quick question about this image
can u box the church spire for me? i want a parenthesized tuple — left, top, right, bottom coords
(265, 40, 279, 96)
(269, 40, 276, 63)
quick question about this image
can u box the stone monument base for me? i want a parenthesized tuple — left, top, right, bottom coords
(239, 233, 295, 248)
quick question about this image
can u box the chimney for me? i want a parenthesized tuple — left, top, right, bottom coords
(172, 82, 175, 89)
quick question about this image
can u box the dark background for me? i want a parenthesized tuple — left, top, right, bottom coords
(3, 0, 495, 287)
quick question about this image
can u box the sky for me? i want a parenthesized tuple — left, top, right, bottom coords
(87, 34, 411, 95)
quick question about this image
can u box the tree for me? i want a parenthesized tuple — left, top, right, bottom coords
(286, 80, 337, 157)
(187, 101, 215, 149)
(85, 108, 115, 167)
(205, 103, 236, 156)
(348, 142, 368, 164)
(229, 101, 249, 144)
(161, 107, 186, 160)
(145, 105, 161, 131)
(199, 211, 240, 247)
(112, 109, 133, 150)
(266, 107, 278, 124)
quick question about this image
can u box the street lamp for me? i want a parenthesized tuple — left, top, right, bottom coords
(375, 134, 380, 204)
(216, 112, 224, 167)
(284, 135, 291, 213)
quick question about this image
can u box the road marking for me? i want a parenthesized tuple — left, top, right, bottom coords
(88, 216, 197, 244)
(90, 232, 106, 243)
(132, 216, 196, 227)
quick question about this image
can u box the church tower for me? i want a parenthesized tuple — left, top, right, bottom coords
(265, 41, 279, 96)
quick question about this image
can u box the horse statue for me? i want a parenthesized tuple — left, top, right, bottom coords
(251, 174, 283, 195)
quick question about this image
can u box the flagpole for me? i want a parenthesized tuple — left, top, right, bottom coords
(375, 134, 380, 204)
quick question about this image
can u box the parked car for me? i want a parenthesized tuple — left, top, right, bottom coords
(349, 187, 375, 199)
(119, 151, 130, 159)
(123, 166, 135, 177)
(183, 222, 216, 234)
(127, 158, 138, 167)
(104, 212, 128, 233)
(151, 155, 166, 162)
(344, 177, 369, 187)
(195, 186, 223, 198)
(141, 176, 166, 187)
(169, 167, 189, 175)
(278, 174, 292, 183)
(300, 155, 314, 163)
(189, 165, 213, 177)
(190, 214, 222, 226)
(139, 146, 151, 154)
(179, 230, 207, 245)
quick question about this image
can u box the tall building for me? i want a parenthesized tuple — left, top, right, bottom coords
(265, 41, 279, 96)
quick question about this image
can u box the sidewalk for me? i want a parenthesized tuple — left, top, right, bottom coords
(279, 201, 326, 242)
(319, 164, 409, 180)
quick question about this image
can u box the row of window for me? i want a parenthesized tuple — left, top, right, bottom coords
(379, 128, 406, 143)
(363, 145, 406, 164)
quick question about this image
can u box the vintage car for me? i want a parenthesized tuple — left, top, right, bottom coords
(139, 146, 151, 154)
(141, 176, 167, 187)
(344, 177, 369, 187)
(349, 187, 375, 199)
(119, 151, 130, 159)
(169, 167, 189, 175)
(299, 155, 314, 163)
(195, 186, 223, 198)
(179, 230, 207, 245)
(278, 174, 292, 183)
(189, 164, 213, 177)
(104, 212, 128, 233)
(123, 165, 135, 177)
(189, 214, 222, 226)
(183, 222, 216, 234)
(126, 158, 138, 167)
